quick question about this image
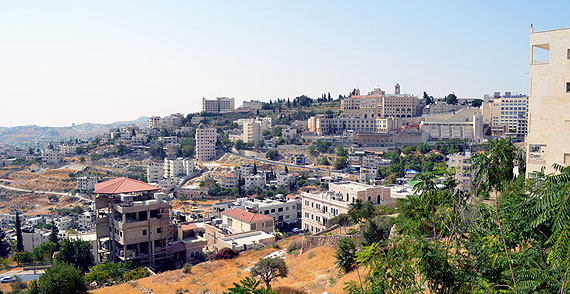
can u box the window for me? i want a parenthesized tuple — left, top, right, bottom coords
(567, 49, 570, 60)
(157, 228, 162, 233)
(142, 230, 147, 236)
(251, 223, 256, 230)
(228, 218, 233, 226)
(532, 44, 550, 64)
(567, 82, 570, 93)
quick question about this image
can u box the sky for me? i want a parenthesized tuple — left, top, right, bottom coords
(0, 0, 569, 127)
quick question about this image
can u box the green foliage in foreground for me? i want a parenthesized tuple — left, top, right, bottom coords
(341, 139, 570, 294)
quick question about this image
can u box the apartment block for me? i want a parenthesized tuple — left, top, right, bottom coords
(195, 127, 217, 162)
(526, 28, 570, 175)
(221, 208, 274, 234)
(146, 162, 164, 183)
(447, 152, 475, 192)
(301, 182, 392, 234)
(236, 196, 302, 226)
(482, 92, 528, 141)
(163, 158, 195, 178)
(94, 178, 169, 267)
(242, 120, 262, 145)
(76, 175, 98, 193)
(202, 97, 235, 113)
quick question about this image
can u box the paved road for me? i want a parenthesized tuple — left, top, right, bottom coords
(0, 271, 43, 282)
(0, 182, 91, 203)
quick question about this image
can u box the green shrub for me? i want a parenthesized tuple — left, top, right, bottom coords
(287, 240, 302, 254)
(183, 263, 192, 274)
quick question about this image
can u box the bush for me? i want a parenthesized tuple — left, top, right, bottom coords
(287, 241, 302, 254)
(335, 238, 357, 274)
(183, 263, 192, 274)
(38, 263, 87, 294)
(122, 267, 149, 281)
(13, 251, 33, 265)
(210, 248, 239, 260)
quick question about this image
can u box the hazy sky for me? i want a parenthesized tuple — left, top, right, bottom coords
(1, 1, 569, 127)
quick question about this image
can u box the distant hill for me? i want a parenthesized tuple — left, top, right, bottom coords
(0, 117, 148, 145)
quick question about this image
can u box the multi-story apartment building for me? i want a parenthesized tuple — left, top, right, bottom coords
(222, 173, 238, 189)
(526, 28, 570, 175)
(244, 174, 265, 190)
(242, 120, 262, 145)
(447, 152, 475, 192)
(94, 177, 169, 267)
(482, 92, 528, 142)
(78, 211, 96, 231)
(235, 196, 302, 226)
(301, 182, 392, 234)
(59, 144, 77, 156)
(148, 116, 162, 129)
(146, 162, 164, 183)
(42, 150, 63, 164)
(221, 208, 274, 234)
(202, 97, 235, 113)
(195, 127, 216, 162)
(76, 175, 98, 193)
(163, 158, 194, 179)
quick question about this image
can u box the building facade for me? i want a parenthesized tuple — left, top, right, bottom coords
(526, 28, 570, 175)
(195, 127, 217, 162)
(202, 97, 235, 113)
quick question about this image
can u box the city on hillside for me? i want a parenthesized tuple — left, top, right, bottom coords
(1, 2, 569, 294)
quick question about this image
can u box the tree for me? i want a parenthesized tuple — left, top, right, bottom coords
(0, 227, 11, 258)
(320, 156, 330, 166)
(335, 238, 357, 274)
(266, 149, 279, 160)
(336, 145, 348, 157)
(38, 262, 87, 294)
(55, 238, 94, 273)
(284, 166, 288, 174)
(334, 156, 348, 170)
(250, 257, 288, 288)
(446, 93, 458, 105)
(15, 210, 23, 252)
(423, 91, 434, 105)
(471, 98, 483, 107)
(50, 221, 59, 249)
(228, 276, 276, 294)
(34, 241, 57, 262)
(235, 139, 246, 150)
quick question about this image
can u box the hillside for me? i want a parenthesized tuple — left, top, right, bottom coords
(92, 237, 360, 294)
(0, 117, 148, 145)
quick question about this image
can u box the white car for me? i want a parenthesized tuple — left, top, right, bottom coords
(0, 276, 15, 283)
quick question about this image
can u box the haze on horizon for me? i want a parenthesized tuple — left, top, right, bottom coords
(0, 0, 568, 127)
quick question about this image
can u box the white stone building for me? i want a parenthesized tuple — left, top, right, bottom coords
(195, 127, 217, 162)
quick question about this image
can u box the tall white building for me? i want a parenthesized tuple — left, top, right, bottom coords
(147, 162, 164, 183)
(163, 158, 195, 178)
(242, 121, 262, 145)
(482, 92, 528, 141)
(195, 127, 217, 162)
(526, 27, 570, 175)
(202, 97, 235, 113)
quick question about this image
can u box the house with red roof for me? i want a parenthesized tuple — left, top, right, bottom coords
(94, 177, 169, 268)
(221, 208, 274, 234)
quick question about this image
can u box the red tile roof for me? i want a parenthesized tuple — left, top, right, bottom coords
(181, 223, 199, 231)
(286, 194, 299, 199)
(94, 177, 160, 194)
(222, 208, 272, 223)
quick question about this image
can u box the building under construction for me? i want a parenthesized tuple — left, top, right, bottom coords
(94, 177, 170, 268)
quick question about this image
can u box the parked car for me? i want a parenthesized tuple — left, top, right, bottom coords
(292, 228, 303, 233)
(0, 276, 15, 283)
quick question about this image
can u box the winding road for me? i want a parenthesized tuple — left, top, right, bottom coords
(0, 181, 92, 203)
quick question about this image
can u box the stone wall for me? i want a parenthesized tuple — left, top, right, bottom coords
(300, 234, 359, 254)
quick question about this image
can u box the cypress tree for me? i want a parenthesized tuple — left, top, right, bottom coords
(15, 211, 23, 252)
